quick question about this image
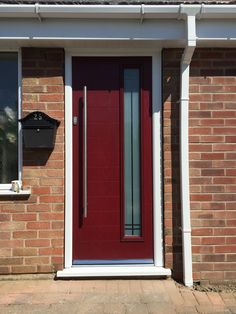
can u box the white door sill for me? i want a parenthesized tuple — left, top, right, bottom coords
(57, 265, 171, 278)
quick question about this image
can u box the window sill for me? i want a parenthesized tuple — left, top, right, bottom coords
(0, 189, 31, 196)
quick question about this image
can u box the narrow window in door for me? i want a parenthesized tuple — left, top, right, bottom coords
(124, 68, 141, 237)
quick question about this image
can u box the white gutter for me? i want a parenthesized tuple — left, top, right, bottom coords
(0, 4, 236, 19)
(180, 14, 196, 287)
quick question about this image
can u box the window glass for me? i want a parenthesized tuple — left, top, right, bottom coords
(124, 69, 141, 236)
(0, 53, 18, 184)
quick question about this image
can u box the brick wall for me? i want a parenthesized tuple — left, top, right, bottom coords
(1, 47, 235, 282)
(0, 48, 65, 274)
(189, 49, 236, 283)
(163, 48, 236, 283)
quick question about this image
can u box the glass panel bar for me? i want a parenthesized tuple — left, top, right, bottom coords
(124, 69, 141, 236)
(0, 53, 18, 184)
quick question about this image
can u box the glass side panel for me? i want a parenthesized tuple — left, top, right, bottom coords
(0, 53, 18, 184)
(124, 69, 141, 236)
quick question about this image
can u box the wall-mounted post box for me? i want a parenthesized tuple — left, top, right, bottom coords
(19, 111, 60, 149)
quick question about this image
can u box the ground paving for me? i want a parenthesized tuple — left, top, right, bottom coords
(0, 278, 235, 313)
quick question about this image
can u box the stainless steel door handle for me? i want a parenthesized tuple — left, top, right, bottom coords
(83, 86, 88, 218)
(73, 116, 78, 125)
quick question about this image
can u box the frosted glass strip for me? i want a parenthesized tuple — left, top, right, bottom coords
(124, 69, 141, 236)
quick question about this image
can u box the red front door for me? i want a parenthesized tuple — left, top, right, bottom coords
(72, 57, 153, 263)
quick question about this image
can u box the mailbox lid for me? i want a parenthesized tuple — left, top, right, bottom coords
(19, 111, 60, 129)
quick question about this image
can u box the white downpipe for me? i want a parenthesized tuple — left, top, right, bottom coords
(180, 15, 196, 287)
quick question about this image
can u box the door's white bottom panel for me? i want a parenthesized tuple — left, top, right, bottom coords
(57, 266, 171, 278)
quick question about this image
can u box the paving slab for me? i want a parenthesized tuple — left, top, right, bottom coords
(0, 278, 235, 314)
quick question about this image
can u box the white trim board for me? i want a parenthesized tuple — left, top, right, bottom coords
(60, 49, 170, 277)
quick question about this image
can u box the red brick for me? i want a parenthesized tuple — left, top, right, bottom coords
(31, 187, 51, 195)
(51, 239, 63, 247)
(0, 222, 25, 231)
(190, 144, 212, 152)
(192, 228, 213, 236)
(39, 94, 64, 102)
(0, 257, 23, 266)
(227, 255, 236, 262)
(225, 272, 236, 279)
(213, 194, 236, 201)
(202, 254, 225, 262)
(201, 169, 224, 176)
(215, 246, 236, 253)
(39, 248, 63, 255)
(27, 204, 51, 212)
(214, 143, 236, 151)
(0, 232, 11, 240)
(226, 186, 236, 192)
(201, 136, 224, 143)
(25, 256, 50, 265)
(39, 230, 63, 238)
(189, 128, 212, 135)
(202, 185, 224, 193)
(200, 119, 224, 126)
(201, 237, 225, 245)
(0, 213, 11, 221)
(0, 240, 23, 248)
(213, 128, 236, 135)
(225, 119, 236, 126)
(214, 228, 236, 236)
(226, 136, 236, 142)
(13, 231, 37, 239)
(39, 195, 64, 203)
(26, 222, 50, 230)
(0, 266, 10, 274)
(37, 265, 54, 273)
(226, 237, 236, 243)
(12, 266, 37, 274)
(38, 212, 64, 220)
(12, 213, 37, 221)
(25, 239, 50, 247)
(13, 248, 37, 256)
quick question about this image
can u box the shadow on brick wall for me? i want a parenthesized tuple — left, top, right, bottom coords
(162, 49, 183, 282)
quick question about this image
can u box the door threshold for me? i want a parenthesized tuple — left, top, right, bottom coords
(73, 259, 154, 265)
(57, 265, 171, 278)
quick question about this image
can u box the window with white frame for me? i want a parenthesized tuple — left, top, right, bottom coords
(0, 52, 19, 184)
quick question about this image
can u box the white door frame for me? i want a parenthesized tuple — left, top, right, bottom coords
(57, 48, 171, 277)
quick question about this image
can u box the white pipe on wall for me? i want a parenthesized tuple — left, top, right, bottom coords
(180, 15, 196, 287)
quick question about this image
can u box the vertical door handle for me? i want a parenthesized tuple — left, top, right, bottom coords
(83, 86, 88, 218)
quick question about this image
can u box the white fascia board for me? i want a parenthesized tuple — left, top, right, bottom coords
(0, 19, 185, 41)
(197, 19, 236, 40)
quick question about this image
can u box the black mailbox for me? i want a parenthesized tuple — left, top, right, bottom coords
(19, 111, 60, 149)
